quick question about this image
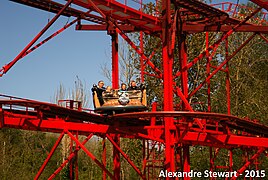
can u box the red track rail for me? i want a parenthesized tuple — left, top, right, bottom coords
(1, 98, 268, 148)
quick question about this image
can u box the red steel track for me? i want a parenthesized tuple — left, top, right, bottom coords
(1, 0, 268, 179)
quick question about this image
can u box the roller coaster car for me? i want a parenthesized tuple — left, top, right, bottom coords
(92, 87, 147, 114)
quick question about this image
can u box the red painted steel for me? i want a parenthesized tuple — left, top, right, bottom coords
(47, 133, 93, 179)
(140, 31, 144, 83)
(206, 32, 211, 113)
(102, 137, 107, 180)
(225, 38, 231, 115)
(67, 130, 114, 179)
(1, 0, 268, 179)
(112, 33, 119, 89)
(188, 33, 257, 99)
(231, 148, 265, 180)
(106, 134, 145, 179)
(75, 131, 79, 180)
(34, 131, 65, 180)
(250, 0, 268, 11)
(162, 0, 176, 176)
(0, 0, 73, 77)
(112, 134, 120, 180)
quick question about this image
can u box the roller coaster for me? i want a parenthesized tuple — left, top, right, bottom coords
(1, 0, 268, 179)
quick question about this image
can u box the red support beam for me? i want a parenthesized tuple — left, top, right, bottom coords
(102, 137, 107, 180)
(174, 7, 262, 80)
(111, 32, 119, 89)
(231, 148, 265, 180)
(182, 132, 268, 148)
(151, 101, 157, 126)
(188, 33, 256, 99)
(66, 130, 114, 179)
(76, 24, 135, 31)
(112, 134, 120, 180)
(229, 150, 233, 172)
(183, 145, 190, 180)
(20, 18, 78, 61)
(206, 32, 211, 113)
(225, 38, 231, 115)
(142, 140, 146, 177)
(34, 131, 65, 180)
(106, 134, 145, 179)
(209, 147, 214, 173)
(140, 31, 145, 83)
(0, 0, 73, 77)
(180, 34, 189, 110)
(83, 0, 163, 78)
(70, 137, 73, 180)
(47, 133, 93, 179)
(162, 0, 175, 175)
(75, 131, 79, 180)
(250, 0, 268, 11)
(73, 0, 160, 31)
(116, 28, 162, 78)
(259, 33, 268, 43)
(179, 32, 191, 179)
(181, 24, 268, 33)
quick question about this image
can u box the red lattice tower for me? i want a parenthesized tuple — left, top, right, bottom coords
(1, 0, 268, 179)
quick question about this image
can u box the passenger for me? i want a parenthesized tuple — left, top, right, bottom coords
(127, 80, 139, 91)
(105, 86, 114, 97)
(119, 83, 127, 92)
(118, 83, 129, 105)
(139, 82, 146, 90)
(92, 80, 106, 106)
(106, 86, 112, 92)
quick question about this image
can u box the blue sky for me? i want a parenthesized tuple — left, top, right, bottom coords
(0, 0, 251, 108)
(0, 1, 112, 108)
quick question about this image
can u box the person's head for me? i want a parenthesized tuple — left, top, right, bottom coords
(98, 80, 104, 88)
(130, 80, 136, 87)
(106, 86, 112, 92)
(121, 83, 127, 90)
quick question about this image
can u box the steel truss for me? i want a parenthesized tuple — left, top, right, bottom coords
(1, 0, 268, 179)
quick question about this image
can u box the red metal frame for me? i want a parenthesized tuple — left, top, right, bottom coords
(1, 0, 268, 179)
(0, 0, 73, 77)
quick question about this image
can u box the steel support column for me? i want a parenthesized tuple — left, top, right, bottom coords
(112, 134, 121, 180)
(209, 147, 214, 177)
(140, 31, 145, 83)
(225, 38, 231, 115)
(162, 0, 175, 175)
(106, 134, 145, 179)
(102, 137, 107, 180)
(75, 131, 79, 180)
(111, 32, 119, 89)
(70, 138, 74, 180)
(206, 32, 211, 112)
(229, 149, 233, 172)
(183, 145, 190, 180)
(180, 30, 191, 178)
